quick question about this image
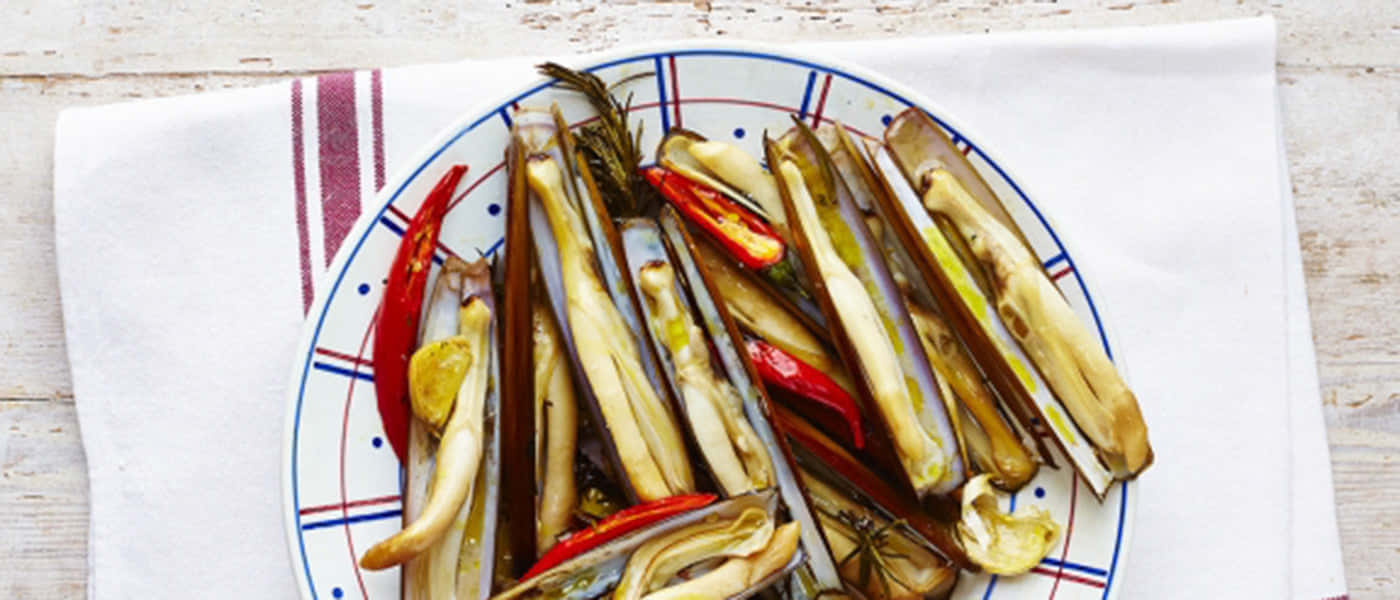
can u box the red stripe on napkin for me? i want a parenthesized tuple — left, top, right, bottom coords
(316, 72, 362, 265)
(371, 69, 386, 192)
(290, 80, 314, 313)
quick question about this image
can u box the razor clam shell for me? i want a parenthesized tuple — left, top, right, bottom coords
(461, 262, 504, 600)
(825, 127, 936, 313)
(861, 137, 1055, 470)
(777, 122, 967, 497)
(827, 125, 1049, 484)
(774, 404, 972, 571)
(404, 262, 466, 598)
(643, 210, 849, 594)
(402, 260, 502, 598)
(796, 461, 958, 580)
(513, 107, 642, 504)
(801, 465, 960, 600)
(569, 125, 672, 400)
(460, 331, 504, 599)
(866, 134, 1115, 498)
(616, 218, 727, 492)
(499, 138, 539, 570)
(419, 259, 468, 343)
(493, 492, 782, 600)
(882, 108, 1039, 268)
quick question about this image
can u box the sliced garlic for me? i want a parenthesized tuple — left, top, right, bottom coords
(957, 474, 1060, 575)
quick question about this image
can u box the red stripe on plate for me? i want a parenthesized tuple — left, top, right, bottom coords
(810, 73, 833, 128)
(339, 307, 381, 598)
(1030, 566, 1105, 589)
(1046, 476, 1081, 600)
(298, 494, 401, 516)
(315, 347, 374, 369)
(669, 55, 683, 129)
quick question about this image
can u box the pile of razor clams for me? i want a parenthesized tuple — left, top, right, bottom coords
(359, 64, 1153, 600)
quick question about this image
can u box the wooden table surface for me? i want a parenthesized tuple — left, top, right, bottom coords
(2, 1, 1396, 597)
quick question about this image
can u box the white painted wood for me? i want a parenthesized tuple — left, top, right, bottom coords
(2, 1, 1396, 598)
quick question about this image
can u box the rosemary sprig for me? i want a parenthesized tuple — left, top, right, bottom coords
(536, 62, 661, 218)
(833, 510, 914, 600)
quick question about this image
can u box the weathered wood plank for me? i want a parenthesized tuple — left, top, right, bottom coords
(0, 400, 87, 598)
(1, 1, 1397, 77)
(1327, 428, 1400, 599)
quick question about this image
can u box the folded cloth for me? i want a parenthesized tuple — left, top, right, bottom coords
(53, 16, 1346, 599)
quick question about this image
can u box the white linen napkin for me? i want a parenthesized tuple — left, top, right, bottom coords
(53, 16, 1347, 599)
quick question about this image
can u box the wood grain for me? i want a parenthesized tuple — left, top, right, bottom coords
(0, 401, 87, 598)
(2, 1, 1396, 597)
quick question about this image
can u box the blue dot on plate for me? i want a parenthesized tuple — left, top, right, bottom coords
(332, 588, 344, 599)
(881, 114, 893, 126)
(1034, 487, 1046, 499)
(487, 203, 502, 216)
(732, 127, 746, 139)
(372, 437, 383, 449)
(357, 283, 370, 296)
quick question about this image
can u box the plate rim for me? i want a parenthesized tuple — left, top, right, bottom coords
(280, 39, 1138, 600)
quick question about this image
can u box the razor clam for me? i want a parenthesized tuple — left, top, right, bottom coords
(460, 313, 503, 600)
(865, 112, 1119, 496)
(657, 129, 825, 327)
(774, 404, 971, 571)
(492, 492, 804, 600)
(364, 257, 501, 600)
(886, 112, 1152, 479)
(799, 468, 959, 600)
(906, 303, 1037, 491)
(650, 208, 850, 595)
(622, 218, 773, 497)
(402, 259, 466, 597)
(769, 119, 966, 498)
(821, 124, 1039, 492)
(511, 105, 695, 503)
(499, 138, 541, 568)
(531, 297, 580, 553)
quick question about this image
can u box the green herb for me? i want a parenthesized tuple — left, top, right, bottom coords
(834, 510, 913, 600)
(536, 62, 661, 218)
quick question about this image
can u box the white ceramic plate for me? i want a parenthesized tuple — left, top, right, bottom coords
(283, 41, 1136, 600)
